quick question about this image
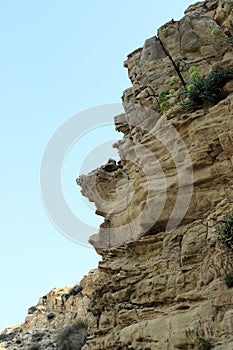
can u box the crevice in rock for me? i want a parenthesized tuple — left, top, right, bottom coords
(157, 35, 186, 87)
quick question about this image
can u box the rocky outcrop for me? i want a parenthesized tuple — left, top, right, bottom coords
(77, 0, 233, 349)
(78, 0, 233, 253)
(1, 1, 233, 349)
(0, 270, 99, 349)
(83, 203, 233, 349)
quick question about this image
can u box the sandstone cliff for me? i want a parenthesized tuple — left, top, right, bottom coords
(78, 0, 233, 348)
(1, 0, 233, 349)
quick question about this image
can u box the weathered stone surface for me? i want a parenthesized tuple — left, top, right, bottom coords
(1, 1, 233, 349)
(80, 82, 233, 253)
(123, 0, 233, 115)
(77, 1, 233, 349)
(78, 0, 233, 253)
(0, 270, 99, 349)
(83, 202, 233, 349)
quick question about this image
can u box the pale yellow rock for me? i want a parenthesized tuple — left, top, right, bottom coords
(1, 1, 233, 349)
(77, 1, 233, 349)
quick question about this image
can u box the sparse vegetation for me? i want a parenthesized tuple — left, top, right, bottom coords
(182, 66, 233, 105)
(227, 36, 233, 45)
(224, 273, 233, 288)
(56, 320, 88, 350)
(69, 284, 83, 296)
(169, 88, 176, 95)
(211, 27, 219, 36)
(197, 338, 212, 350)
(157, 65, 233, 114)
(158, 91, 169, 114)
(170, 75, 179, 85)
(188, 66, 200, 81)
(217, 211, 233, 250)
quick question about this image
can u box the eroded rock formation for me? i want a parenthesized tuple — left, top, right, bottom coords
(1, 0, 233, 349)
(78, 0, 233, 253)
(78, 0, 233, 348)
(0, 270, 99, 349)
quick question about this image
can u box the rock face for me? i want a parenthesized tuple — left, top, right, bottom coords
(84, 207, 233, 349)
(78, 0, 233, 253)
(1, 1, 233, 349)
(0, 270, 99, 349)
(77, 0, 233, 349)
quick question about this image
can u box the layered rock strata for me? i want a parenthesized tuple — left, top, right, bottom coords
(78, 0, 233, 349)
(1, 1, 233, 349)
(78, 0, 233, 252)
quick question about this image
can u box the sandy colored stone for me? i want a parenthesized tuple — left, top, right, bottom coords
(1, 1, 233, 349)
(77, 1, 233, 349)
(0, 271, 100, 349)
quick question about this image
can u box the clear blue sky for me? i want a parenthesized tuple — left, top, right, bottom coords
(0, 0, 194, 331)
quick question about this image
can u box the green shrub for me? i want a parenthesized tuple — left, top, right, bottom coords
(217, 211, 233, 250)
(184, 66, 233, 105)
(56, 320, 88, 350)
(170, 76, 179, 85)
(227, 36, 233, 45)
(160, 101, 169, 113)
(211, 28, 219, 36)
(189, 66, 200, 81)
(197, 338, 211, 350)
(169, 88, 176, 95)
(224, 273, 233, 288)
(158, 91, 167, 103)
(158, 91, 169, 114)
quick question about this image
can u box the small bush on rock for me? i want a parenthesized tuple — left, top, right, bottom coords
(197, 338, 211, 350)
(224, 273, 233, 288)
(158, 91, 169, 114)
(227, 36, 233, 45)
(217, 211, 233, 250)
(69, 284, 83, 296)
(56, 320, 88, 350)
(211, 27, 219, 36)
(185, 66, 233, 105)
